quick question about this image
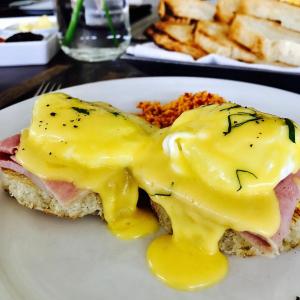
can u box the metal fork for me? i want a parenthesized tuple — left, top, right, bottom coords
(34, 81, 62, 97)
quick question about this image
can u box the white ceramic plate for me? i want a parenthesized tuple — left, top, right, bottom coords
(18, 0, 54, 11)
(0, 16, 56, 31)
(0, 77, 300, 300)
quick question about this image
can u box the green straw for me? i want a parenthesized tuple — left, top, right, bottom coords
(63, 0, 84, 46)
(63, 0, 119, 47)
(103, 0, 119, 47)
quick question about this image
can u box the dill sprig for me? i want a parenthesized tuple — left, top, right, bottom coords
(223, 112, 263, 136)
(284, 118, 296, 143)
(236, 169, 257, 191)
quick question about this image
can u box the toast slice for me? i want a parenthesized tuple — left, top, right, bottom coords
(216, 0, 240, 24)
(239, 0, 300, 33)
(1, 169, 103, 219)
(154, 21, 195, 43)
(160, 16, 192, 25)
(229, 14, 300, 66)
(3, 167, 299, 257)
(146, 26, 206, 59)
(194, 20, 257, 62)
(158, 0, 216, 21)
(280, 0, 300, 6)
(151, 200, 300, 257)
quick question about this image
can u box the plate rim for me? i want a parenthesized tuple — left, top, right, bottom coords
(1, 76, 299, 113)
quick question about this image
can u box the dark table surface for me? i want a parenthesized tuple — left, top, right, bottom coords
(1, 49, 299, 110)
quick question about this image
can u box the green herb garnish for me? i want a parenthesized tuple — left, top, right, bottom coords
(220, 104, 241, 111)
(284, 118, 296, 143)
(111, 111, 127, 120)
(223, 113, 263, 136)
(103, 0, 119, 47)
(236, 169, 257, 191)
(152, 182, 174, 197)
(152, 193, 172, 197)
(63, 0, 84, 46)
(62, 0, 119, 48)
(72, 107, 90, 115)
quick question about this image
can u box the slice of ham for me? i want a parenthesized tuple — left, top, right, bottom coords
(0, 135, 89, 206)
(0, 134, 20, 154)
(43, 180, 90, 205)
(240, 173, 300, 255)
(1, 134, 299, 253)
(273, 174, 300, 244)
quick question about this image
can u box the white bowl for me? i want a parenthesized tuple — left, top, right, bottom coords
(0, 33, 59, 66)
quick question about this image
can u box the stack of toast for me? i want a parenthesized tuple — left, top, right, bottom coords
(147, 0, 300, 66)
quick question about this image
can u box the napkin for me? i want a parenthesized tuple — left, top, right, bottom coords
(126, 42, 300, 74)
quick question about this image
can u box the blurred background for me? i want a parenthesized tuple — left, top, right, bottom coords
(0, 0, 299, 109)
(0, 0, 159, 15)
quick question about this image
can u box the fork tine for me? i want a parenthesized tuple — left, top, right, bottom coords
(51, 83, 62, 93)
(48, 83, 56, 93)
(35, 81, 62, 97)
(53, 83, 58, 92)
(34, 81, 46, 97)
(40, 81, 51, 94)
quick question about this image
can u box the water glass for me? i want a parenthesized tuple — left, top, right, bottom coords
(55, 0, 131, 62)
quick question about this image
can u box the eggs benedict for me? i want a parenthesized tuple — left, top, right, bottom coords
(1, 93, 300, 291)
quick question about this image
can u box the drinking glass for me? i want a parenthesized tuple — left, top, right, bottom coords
(55, 0, 131, 61)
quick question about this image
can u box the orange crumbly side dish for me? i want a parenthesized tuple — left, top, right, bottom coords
(137, 91, 226, 128)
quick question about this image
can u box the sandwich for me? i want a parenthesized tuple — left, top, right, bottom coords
(238, 0, 300, 33)
(280, 0, 300, 6)
(194, 20, 257, 63)
(147, 0, 300, 66)
(158, 0, 216, 21)
(216, 0, 300, 30)
(146, 24, 206, 59)
(0, 94, 159, 239)
(153, 21, 195, 44)
(216, 0, 240, 24)
(1, 93, 300, 290)
(229, 14, 300, 66)
(215, 0, 300, 65)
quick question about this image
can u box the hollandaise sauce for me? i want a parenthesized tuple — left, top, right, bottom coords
(16, 94, 300, 291)
(16, 94, 159, 239)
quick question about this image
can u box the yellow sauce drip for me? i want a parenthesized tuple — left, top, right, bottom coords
(146, 194, 228, 290)
(16, 94, 300, 290)
(109, 210, 159, 240)
(147, 235, 227, 290)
